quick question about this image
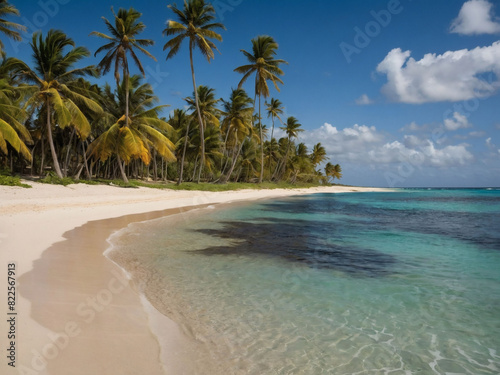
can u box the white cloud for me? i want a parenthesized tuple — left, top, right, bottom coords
(444, 112, 471, 131)
(355, 94, 374, 105)
(376, 42, 500, 103)
(450, 0, 500, 35)
(486, 137, 497, 149)
(400, 121, 429, 132)
(301, 123, 382, 162)
(300, 123, 474, 169)
(366, 139, 474, 168)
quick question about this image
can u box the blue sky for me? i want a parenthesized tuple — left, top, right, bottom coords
(4, 0, 500, 187)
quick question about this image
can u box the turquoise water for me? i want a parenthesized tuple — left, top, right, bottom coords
(108, 189, 500, 374)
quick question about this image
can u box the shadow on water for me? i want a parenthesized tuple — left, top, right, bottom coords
(189, 191, 499, 278)
(263, 193, 500, 251)
(191, 217, 397, 278)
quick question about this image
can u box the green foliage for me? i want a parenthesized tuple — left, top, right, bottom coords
(133, 180, 321, 192)
(0, 174, 31, 188)
(39, 172, 76, 186)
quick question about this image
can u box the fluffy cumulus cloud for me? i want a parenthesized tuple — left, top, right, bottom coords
(450, 0, 500, 35)
(376, 42, 500, 103)
(444, 112, 471, 131)
(366, 137, 474, 168)
(355, 94, 374, 105)
(301, 123, 382, 162)
(300, 123, 474, 169)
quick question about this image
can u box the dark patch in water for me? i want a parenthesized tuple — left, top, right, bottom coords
(192, 218, 397, 277)
(263, 193, 500, 251)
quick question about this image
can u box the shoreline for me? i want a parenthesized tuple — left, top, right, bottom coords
(0, 182, 392, 374)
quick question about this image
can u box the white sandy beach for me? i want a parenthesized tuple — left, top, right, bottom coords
(0, 182, 390, 374)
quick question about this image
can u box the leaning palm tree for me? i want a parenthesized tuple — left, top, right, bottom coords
(0, 0, 26, 57)
(11, 30, 101, 178)
(163, 0, 224, 183)
(235, 35, 287, 183)
(325, 162, 342, 183)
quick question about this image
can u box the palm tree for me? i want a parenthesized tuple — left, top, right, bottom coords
(0, 0, 26, 57)
(163, 0, 224, 183)
(280, 116, 304, 177)
(288, 143, 314, 183)
(237, 137, 259, 182)
(12, 30, 101, 178)
(169, 108, 191, 185)
(0, 79, 31, 160)
(184, 84, 220, 181)
(219, 88, 253, 183)
(265, 97, 283, 173)
(264, 137, 280, 176)
(91, 7, 156, 179)
(276, 116, 302, 180)
(265, 98, 283, 142)
(91, 7, 156, 112)
(310, 142, 327, 168)
(325, 162, 342, 183)
(235, 35, 287, 183)
(90, 75, 176, 183)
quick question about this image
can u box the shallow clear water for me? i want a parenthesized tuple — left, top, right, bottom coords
(108, 189, 500, 374)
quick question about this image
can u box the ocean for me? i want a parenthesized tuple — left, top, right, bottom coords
(106, 189, 500, 374)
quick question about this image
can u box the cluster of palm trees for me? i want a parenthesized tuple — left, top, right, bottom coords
(0, 0, 342, 185)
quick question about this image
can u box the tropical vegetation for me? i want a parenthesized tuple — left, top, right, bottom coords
(0, 1, 342, 187)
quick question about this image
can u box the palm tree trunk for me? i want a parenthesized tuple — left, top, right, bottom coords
(45, 100, 64, 178)
(258, 94, 264, 183)
(221, 137, 246, 183)
(189, 41, 205, 184)
(124, 62, 130, 127)
(154, 152, 158, 181)
(192, 154, 199, 181)
(278, 141, 291, 180)
(39, 132, 45, 176)
(82, 141, 91, 179)
(268, 116, 275, 175)
(63, 127, 76, 177)
(30, 141, 37, 176)
(177, 121, 190, 185)
(220, 129, 235, 178)
(117, 155, 128, 183)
